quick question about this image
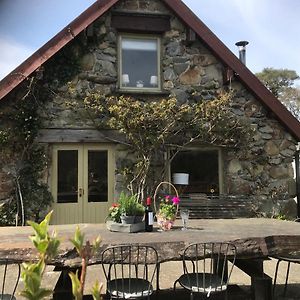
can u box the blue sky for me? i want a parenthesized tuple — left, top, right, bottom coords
(0, 0, 299, 81)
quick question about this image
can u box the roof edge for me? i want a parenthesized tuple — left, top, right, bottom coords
(162, 0, 300, 141)
(0, 0, 299, 141)
(0, 0, 119, 100)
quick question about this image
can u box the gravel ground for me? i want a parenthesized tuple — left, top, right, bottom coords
(2, 258, 300, 299)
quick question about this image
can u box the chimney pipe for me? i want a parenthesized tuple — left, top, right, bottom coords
(235, 41, 249, 65)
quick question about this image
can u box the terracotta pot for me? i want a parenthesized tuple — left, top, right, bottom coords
(156, 215, 175, 231)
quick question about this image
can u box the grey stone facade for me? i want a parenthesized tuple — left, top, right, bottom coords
(0, 0, 298, 218)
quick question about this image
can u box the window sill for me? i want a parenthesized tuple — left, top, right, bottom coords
(116, 88, 170, 96)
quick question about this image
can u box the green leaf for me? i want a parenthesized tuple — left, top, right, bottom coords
(28, 220, 46, 239)
(47, 238, 60, 258)
(70, 226, 84, 254)
(69, 270, 82, 300)
(35, 289, 53, 299)
(36, 240, 49, 254)
(92, 236, 101, 255)
(91, 280, 103, 300)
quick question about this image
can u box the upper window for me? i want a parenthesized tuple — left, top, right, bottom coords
(119, 35, 160, 91)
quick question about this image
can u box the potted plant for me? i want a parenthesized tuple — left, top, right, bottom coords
(156, 195, 180, 230)
(107, 192, 145, 224)
(134, 202, 145, 223)
(108, 203, 122, 223)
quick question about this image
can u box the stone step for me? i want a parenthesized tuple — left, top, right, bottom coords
(179, 194, 254, 219)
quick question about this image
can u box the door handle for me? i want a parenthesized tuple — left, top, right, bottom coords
(78, 188, 84, 197)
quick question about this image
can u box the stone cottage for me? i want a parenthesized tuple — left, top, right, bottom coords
(0, 0, 299, 224)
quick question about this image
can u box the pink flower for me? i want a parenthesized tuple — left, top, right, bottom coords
(165, 195, 170, 202)
(172, 196, 180, 205)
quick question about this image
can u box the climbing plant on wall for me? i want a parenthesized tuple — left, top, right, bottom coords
(0, 76, 53, 226)
(70, 90, 253, 201)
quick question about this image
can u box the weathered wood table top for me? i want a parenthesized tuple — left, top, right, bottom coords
(1, 218, 300, 266)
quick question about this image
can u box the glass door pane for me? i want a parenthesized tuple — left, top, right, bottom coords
(57, 150, 78, 203)
(88, 150, 108, 202)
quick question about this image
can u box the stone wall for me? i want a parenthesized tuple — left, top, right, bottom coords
(0, 0, 298, 217)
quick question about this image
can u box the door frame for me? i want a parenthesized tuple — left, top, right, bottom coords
(51, 143, 115, 224)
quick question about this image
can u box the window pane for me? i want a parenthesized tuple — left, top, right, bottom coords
(121, 37, 158, 88)
(88, 150, 108, 202)
(171, 150, 219, 195)
(57, 150, 78, 203)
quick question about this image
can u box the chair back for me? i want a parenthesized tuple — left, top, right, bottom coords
(182, 242, 236, 295)
(0, 260, 21, 300)
(101, 245, 158, 299)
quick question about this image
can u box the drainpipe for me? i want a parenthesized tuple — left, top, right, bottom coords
(295, 144, 300, 218)
(235, 41, 249, 65)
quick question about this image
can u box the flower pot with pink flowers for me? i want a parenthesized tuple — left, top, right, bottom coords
(154, 182, 180, 231)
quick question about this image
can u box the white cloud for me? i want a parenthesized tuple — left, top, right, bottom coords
(0, 36, 34, 80)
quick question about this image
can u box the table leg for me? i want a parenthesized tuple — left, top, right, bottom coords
(235, 258, 273, 300)
(53, 266, 82, 300)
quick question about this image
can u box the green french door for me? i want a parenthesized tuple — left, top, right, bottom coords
(51, 144, 115, 224)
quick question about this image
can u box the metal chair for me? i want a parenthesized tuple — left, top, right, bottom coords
(0, 260, 21, 300)
(101, 245, 159, 299)
(173, 242, 237, 300)
(272, 218, 300, 298)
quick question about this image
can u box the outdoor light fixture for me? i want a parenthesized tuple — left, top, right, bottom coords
(172, 173, 189, 185)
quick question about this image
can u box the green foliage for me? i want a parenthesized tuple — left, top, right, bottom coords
(69, 270, 82, 300)
(91, 280, 104, 300)
(108, 193, 145, 222)
(135, 202, 145, 216)
(256, 67, 299, 97)
(27, 211, 60, 260)
(118, 192, 142, 216)
(158, 196, 179, 220)
(0, 76, 53, 225)
(108, 203, 122, 223)
(256, 67, 300, 121)
(0, 130, 9, 144)
(22, 212, 103, 300)
(20, 260, 52, 300)
(273, 213, 287, 220)
(21, 211, 59, 300)
(79, 92, 252, 199)
(69, 226, 102, 300)
(43, 38, 81, 87)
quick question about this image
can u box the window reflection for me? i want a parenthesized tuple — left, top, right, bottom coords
(57, 150, 78, 203)
(120, 36, 159, 89)
(88, 150, 108, 202)
(171, 150, 219, 195)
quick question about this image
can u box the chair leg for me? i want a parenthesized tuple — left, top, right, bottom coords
(156, 263, 160, 291)
(173, 279, 177, 291)
(190, 291, 193, 300)
(273, 259, 281, 297)
(283, 261, 291, 297)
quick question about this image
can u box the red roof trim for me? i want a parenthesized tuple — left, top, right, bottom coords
(0, 0, 118, 100)
(0, 0, 299, 140)
(162, 0, 300, 141)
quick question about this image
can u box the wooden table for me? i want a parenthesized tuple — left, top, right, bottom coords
(1, 218, 300, 299)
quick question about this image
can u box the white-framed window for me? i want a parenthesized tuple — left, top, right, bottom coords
(119, 34, 161, 91)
